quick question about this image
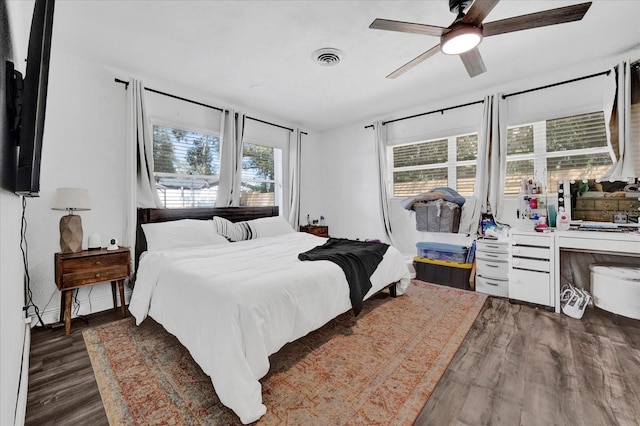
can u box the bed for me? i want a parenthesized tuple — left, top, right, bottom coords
(129, 206, 411, 424)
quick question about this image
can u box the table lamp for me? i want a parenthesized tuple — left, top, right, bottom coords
(51, 188, 91, 253)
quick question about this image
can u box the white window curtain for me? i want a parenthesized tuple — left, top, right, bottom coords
(464, 94, 507, 233)
(132, 80, 163, 209)
(216, 110, 245, 207)
(288, 129, 302, 227)
(488, 94, 508, 223)
(463, 97, 491, 234)
(604, 60, 638, 178)
(374, 121, 397, 246)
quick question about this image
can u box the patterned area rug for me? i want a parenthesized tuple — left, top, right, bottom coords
(83, 280, 487, 425)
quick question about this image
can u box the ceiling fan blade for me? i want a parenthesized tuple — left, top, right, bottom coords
(460, 47, 486, 78)
(462, 0, 500, 26)
(386, 45, 441, 79)
(483, 2, 592, 37)
(369, 18, 447, 37)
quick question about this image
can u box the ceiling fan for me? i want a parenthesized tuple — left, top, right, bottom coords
(370, 0, 592, 79)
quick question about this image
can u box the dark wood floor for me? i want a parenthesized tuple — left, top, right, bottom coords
(26, 299, 640, 426)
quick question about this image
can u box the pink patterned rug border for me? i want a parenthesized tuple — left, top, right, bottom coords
(84, 280, 487, 425)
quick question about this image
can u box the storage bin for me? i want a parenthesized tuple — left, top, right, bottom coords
(590, 264, 640, 320)
(416, 241, 469, 263)
(414, 200, 461, 232)
(414, 257, 472, 290)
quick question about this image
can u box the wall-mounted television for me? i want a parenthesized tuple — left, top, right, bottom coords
(5, 0, 55, 197)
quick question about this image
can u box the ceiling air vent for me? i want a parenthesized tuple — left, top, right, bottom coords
(312, 48, 344, 66)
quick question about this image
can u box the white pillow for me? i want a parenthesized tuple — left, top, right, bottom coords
(141, 219, 229, 252)
(248, 216, 295, 238)
(212, 216, 257, 242)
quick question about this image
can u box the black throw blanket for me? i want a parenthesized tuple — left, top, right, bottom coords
(298, 238, 389, 316)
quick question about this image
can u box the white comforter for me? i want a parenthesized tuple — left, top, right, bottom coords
(129, 232, 410, 424)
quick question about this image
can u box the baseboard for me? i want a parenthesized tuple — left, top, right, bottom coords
(15, 318, 31, 426)
(32, 288, 133, 326)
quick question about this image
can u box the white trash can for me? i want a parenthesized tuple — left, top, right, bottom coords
(589, 264, 640, 321)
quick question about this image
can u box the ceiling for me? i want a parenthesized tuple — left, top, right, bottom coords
(51, 0, 640, 131)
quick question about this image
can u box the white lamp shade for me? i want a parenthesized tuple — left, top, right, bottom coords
(51, 188, 91, 212)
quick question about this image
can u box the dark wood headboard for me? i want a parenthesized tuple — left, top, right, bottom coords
(135, 206, 279, 271)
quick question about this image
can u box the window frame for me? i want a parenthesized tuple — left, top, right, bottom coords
(388, 132, 478, 199)
(504, 111, 614, 195)
(149, 117, 222, 208)
(240, 140, 284, 208)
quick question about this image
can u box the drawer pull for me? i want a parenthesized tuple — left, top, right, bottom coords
(484, 280, 499, 286)
(486, 253, 499, 258)
(95, 273, 101, 278)
(95, 260, 102, 265)
(485, 264, 499, 268)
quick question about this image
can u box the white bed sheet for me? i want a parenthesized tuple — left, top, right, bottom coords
(129, 232, 410, 424)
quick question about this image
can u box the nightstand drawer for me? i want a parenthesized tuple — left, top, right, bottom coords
(60, 251, 129, 273)
(60, 265, 129, 289)
(299, 225, 329, 238)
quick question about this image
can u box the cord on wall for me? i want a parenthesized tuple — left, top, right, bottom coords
(21, 197, 45, 329)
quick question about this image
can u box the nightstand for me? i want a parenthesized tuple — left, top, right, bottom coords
(55, 247, 131, 335)
(299, 225, 329, 238)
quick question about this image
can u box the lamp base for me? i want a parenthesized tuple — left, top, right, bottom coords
(60, 215, 83, 253)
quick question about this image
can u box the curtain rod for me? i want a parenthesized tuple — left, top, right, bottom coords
(502, 70, 611, 99)
(364, 99, 484, 129)
(114, 78, 223, 112)
(114, 78, 307, 135)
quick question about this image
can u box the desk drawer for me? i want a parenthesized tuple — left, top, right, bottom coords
(476, 240, 508, 253)
(60, 265, 129, 289)
(594, 199, 618, 211)
(511, 257, 550, 272)
(476, 276, 508, 297)
(511, 245, 549, 260)
(509, 269, 552, 306)
(619, 199, 640, 210)
(574, 199, 595, 210)
(511, 233, 550, 247)
(477, 258, 508, 279)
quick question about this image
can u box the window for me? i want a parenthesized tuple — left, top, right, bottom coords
(240, 142, 282, 207)
(390, 133, 477, 197)
(504, 112, 613, 194)
(152, 125, 220, 208)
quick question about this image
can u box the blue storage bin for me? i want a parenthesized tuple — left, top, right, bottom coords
(416, 241, 469, 263)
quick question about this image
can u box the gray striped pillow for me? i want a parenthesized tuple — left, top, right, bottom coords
(212, 216, 257, 242)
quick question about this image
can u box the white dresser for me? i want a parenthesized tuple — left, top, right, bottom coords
(509, 230, 555, 309)
(475, 239, 509, 297)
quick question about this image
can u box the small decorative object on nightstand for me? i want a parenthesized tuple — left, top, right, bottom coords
(299, 225, 329, 238)
(55, 247, 130, 335)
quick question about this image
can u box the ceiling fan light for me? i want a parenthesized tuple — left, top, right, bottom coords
(441, 25, 482, 55)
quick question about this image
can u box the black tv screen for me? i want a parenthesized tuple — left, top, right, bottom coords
(13, 0, 55, 197)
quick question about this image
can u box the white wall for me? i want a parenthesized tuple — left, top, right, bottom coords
(1, 2, 33, 424)
(24, 42, 311, 325)
(304, 52, 638, 257)
(23, 50, 129, 324)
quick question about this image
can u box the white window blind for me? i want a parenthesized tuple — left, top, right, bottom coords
(504, 111, 612, 194)
(390, 133, 477, 197)
(152, 125, 221, 208)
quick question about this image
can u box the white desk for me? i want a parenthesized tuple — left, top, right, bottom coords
(553, 230, 640, 313)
